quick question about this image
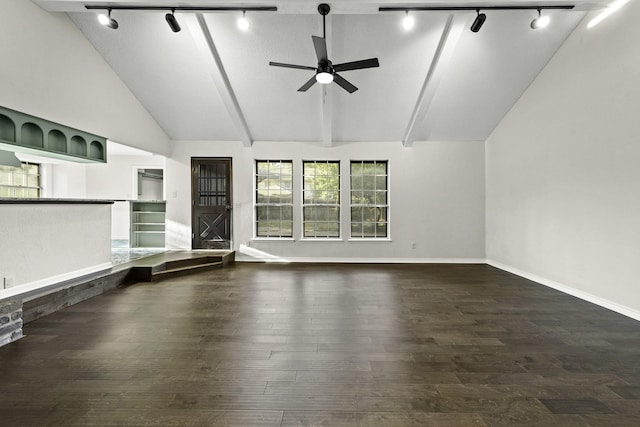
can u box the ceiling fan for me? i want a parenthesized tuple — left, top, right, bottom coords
(269, 3, 380, 93)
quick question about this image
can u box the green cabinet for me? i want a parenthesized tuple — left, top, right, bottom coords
(130, 201, 166, 248)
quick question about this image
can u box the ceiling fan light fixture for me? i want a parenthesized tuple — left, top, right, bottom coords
(98, 8, 118, 29)
(165, 9, 181, 32)
(470, 10, 486, 32)
(315, 72, 334, 84)
(402, 11, 415, 30)
(531, 9, 550, 29)
(238, 11, 250, 31)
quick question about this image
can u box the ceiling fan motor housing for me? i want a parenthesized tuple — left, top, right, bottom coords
(318, 60, 333, 75)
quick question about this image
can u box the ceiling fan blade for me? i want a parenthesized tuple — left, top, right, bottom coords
(297, 75, 318, 92)
(333, 74, 358, 94)
(312, 35, 328, 62)
(333, 58, 380, 73)
(269, 61, 316, 71)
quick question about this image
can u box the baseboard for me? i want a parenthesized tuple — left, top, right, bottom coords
(236, 256, 487, 264)
(487, 259, 640, 322)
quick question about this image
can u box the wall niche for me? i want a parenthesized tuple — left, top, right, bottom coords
(21, 123, 44, 148)
(70, 136, 87, 156)
(48, 129, 67, 152)
(0, 114, 16, 142)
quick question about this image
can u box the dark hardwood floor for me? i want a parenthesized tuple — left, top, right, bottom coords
(1, 263, 639, 426)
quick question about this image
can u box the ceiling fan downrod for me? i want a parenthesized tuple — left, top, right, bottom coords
(318, 3, 330, 40)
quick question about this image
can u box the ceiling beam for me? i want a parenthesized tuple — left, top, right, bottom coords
(321, 86, 332, 147)
(185, 13, 253, 147)
(321, 15, 333, 147)
(402, 14, 464, 147)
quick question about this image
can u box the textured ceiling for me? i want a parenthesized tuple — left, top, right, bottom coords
(35, 1, 615, 146)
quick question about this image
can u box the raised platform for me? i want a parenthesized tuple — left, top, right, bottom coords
(124, 250, 235, 282)
(4, 250, 234, 324)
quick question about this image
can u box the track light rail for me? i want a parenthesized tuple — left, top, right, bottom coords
(85, 5, 277, 12)
(379, 5, 574, 12)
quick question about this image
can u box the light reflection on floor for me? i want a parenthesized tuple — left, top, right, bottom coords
(111, 240, 166, 266)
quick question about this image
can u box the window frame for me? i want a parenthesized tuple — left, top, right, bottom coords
(349, 160, 390, 240)
(301, 160, 341, 240)
(254, 159, 294, 239)
(0, 162, 41, 199)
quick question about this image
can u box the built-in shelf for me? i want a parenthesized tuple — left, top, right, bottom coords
(130, 201, 166, 248)
(0, 106, 106, 163)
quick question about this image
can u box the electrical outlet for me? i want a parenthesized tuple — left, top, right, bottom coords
(4, 276, 14, 288)
(411, 242, 417, 250)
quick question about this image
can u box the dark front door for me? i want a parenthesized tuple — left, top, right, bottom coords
(191, 157, 232, 249)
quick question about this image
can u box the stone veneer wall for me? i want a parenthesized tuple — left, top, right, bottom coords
(0, 300, 23, 347)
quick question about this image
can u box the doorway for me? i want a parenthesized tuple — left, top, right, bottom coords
(136, 168, 164, 200)
(191, 157, 232, 249)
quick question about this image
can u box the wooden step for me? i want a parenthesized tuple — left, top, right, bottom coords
(151, 261, 223, 282)
(126, 251, 235, 283)
(151, 255, 222, 274)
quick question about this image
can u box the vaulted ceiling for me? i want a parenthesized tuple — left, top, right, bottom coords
(34, 1, 614, 146)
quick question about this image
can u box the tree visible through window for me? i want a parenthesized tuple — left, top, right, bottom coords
(0, 162, 40, 198)
(303, 161, 340, 238)
(255, 160, 293, 238)
(350, 161, 388, 238)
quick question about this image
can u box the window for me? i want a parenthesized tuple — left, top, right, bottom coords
(350, 161, 388, 238)
(0, 162, 40, 198)
(303, 161, 340, 238)
(255, 160, 293, 238)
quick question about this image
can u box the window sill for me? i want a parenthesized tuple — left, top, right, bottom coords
(252, 237, 295, 242)
(348, 238, 392, 242)
(299, 238, 344, 242)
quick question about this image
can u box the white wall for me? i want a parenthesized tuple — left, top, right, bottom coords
(49, 163, 88, 198)
(0, 0, 170, 156)
(140, 175, 164, 200)
(85, 154, 166, 239)
(37, 153, 166, 240)
(0, 203, 111, 293)
(85, 155, 166, 200)
(486, 3, 640, 318)
(167, 140, 485, 261)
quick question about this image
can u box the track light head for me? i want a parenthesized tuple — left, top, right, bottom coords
(470, 10, 486, 33)
(237, 10, 250, 31)
(98, 8, 118, 29)
(165, 9, 181, 32)
(531, 9, 550, 29)
(402, 11, 415, 30)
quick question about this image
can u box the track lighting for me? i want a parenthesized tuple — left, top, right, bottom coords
(381, 5, 573, 31)
(402, 11, 415, 30)
(237, 11, 250, 31)
(165, 9, 181, 32)
(86, 5, 277, 31)
(470, 10, 486, 33)
(98, 8, 118, 29)
(530, 9, 550, 29)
